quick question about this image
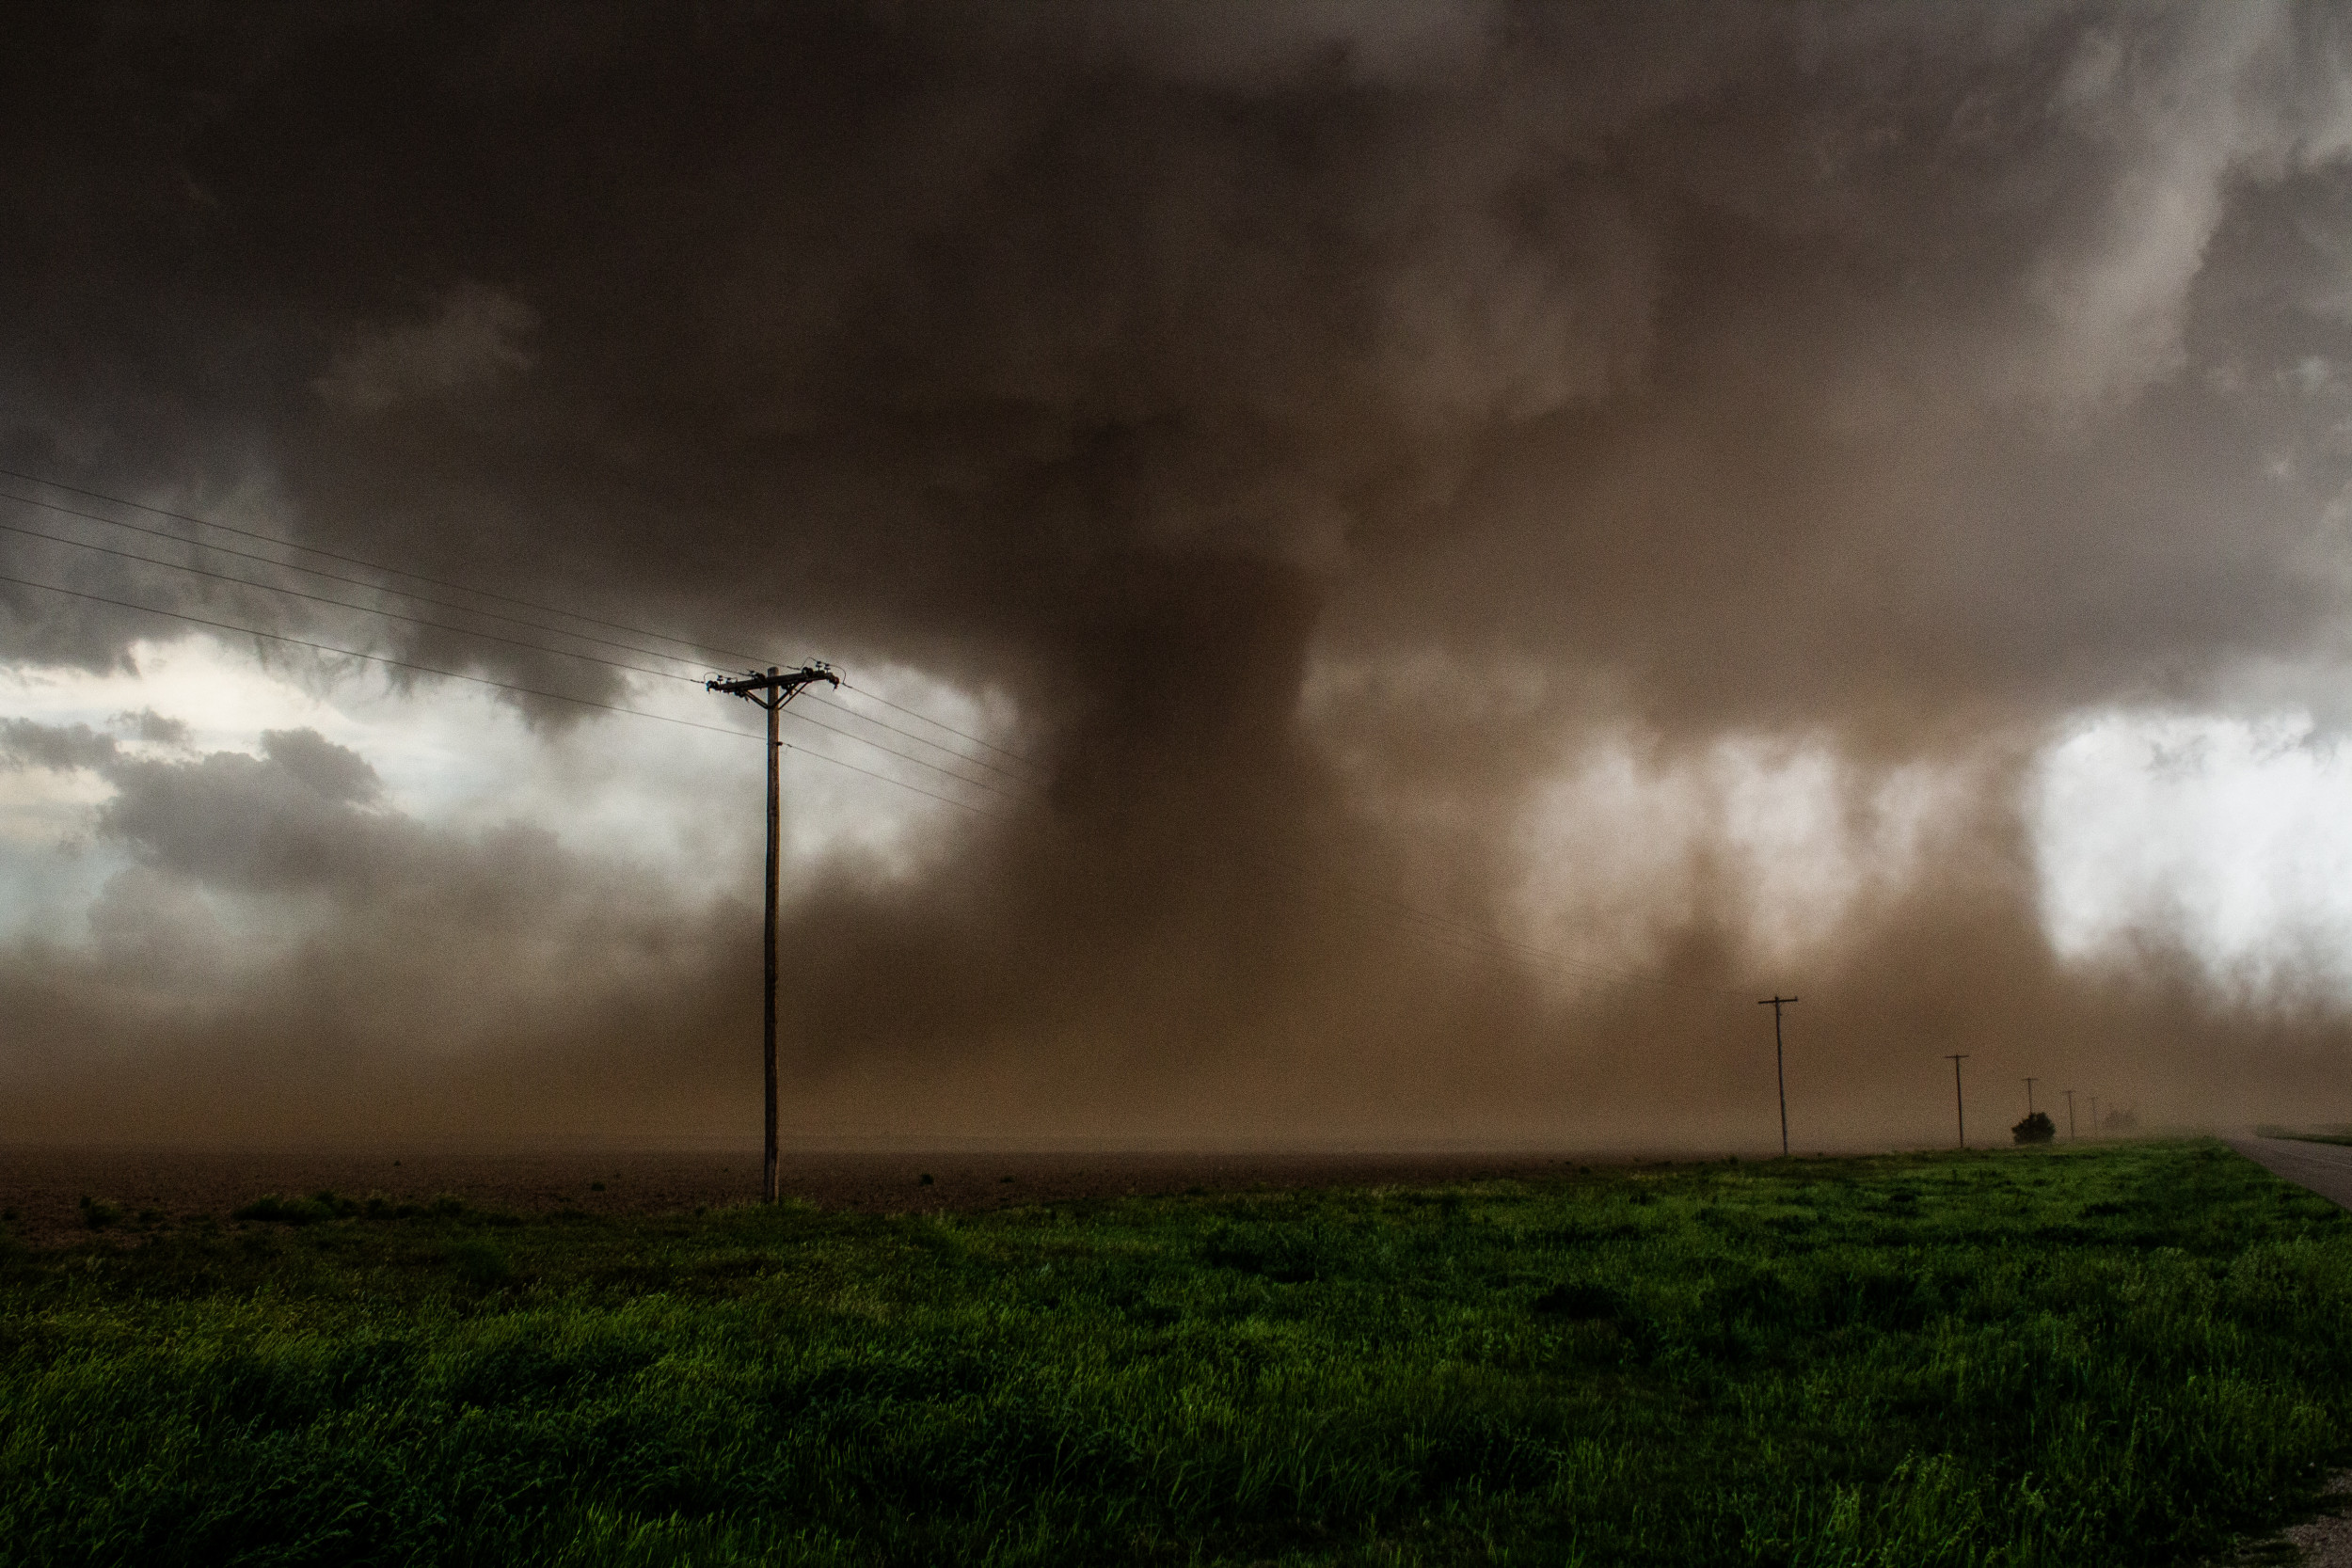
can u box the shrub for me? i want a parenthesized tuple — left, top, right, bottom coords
(232, 1192, 359, 1226)
(2013, 1110, 2058, 1145)
(76, 1196, 122, 1231)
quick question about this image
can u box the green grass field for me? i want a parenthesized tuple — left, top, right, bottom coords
(4, 1140, 2349, 1566)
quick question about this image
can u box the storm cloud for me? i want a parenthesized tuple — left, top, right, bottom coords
(7, 2, 2352, 1148)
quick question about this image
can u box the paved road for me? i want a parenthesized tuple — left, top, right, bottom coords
(2227, 1134, 2352, 1212)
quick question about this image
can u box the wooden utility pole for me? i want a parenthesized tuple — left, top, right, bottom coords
(1759, 996, 1797, 1156)
(2089, 1094, 2101, 1138)
(2023, 1076, 2038, 1116)
(2063, 1088, 2077, 1140)
(1947, 1053, 1970, 1148)
(708, 663, 839, 1202)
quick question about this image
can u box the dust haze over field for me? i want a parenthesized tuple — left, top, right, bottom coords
(7, 2, 2352, 1149)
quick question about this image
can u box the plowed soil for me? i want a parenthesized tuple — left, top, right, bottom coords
(0, 1146, 1597, 1246)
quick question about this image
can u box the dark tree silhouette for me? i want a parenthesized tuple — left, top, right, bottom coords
(2012, 1111, 2057, 1146)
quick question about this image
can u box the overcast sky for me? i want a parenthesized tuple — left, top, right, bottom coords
(8, 2, 2352, 1149)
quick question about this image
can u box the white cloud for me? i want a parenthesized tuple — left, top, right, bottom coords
(0, 633, 1013, 944)
(1509, 729, 1975, 989)
(2032, 706, 2352, 1002)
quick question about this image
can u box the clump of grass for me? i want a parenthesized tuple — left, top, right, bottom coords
(74, 1196, 121, 1230)
(1531, 1279, 1628, 1322)
(236, 1191, 469, 1225)
(445, 1238, 514, 1291)
(231, 1191, 354, 1226)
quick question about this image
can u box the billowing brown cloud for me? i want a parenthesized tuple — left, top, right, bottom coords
(6, 2, 2352, 1148)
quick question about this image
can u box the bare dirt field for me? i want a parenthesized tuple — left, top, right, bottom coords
(0, 1146, 1599, 1247)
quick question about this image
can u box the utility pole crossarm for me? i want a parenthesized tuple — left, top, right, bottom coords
(707, 663, 840, 702)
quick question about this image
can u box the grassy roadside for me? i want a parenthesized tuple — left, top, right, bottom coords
(3, 1140, 2348, 1566)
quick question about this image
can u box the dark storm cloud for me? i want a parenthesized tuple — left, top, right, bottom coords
(109, 708, 192, 748)
(0, 723, 748, 1143)
(98, 728, 389, 892)
(0, 720, 118, 774)
(9, 4, 2350, 711)
(8, 2, 2352, 1145)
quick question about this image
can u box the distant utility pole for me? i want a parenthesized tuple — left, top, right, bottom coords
(2089, 1094, 2101, 1139)
(1759, 996, 1798, 1156)
(1947, 1053, 1971, 1148)
(2063, 1088, 2077, 1140)
(708, 662, 839, 1203)
(2024, 1076, 2038, 1116)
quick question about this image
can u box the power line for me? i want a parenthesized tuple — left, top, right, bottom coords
(0, 467, 1040, 770)
(800, 689, 1043, 784)
(2, 552, 1728, 999)
(0, 470, 1754, 1004)
(1, 548, 1750, 999)
(778, 706, 1037, 802)
(0, 488, 717, 673)
(836, 680, 1044, 771)
(0, 569, 995, 814)
(0, 514, 708, 685)
(762, 742, 993, 817)
(0, 464, 787, 671)
(0, 511, 1031, 802)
